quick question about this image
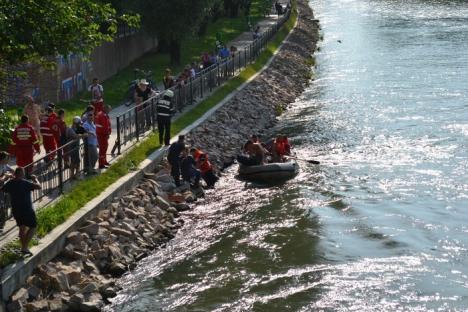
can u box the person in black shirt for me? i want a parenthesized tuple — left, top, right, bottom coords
(134, 79, 154, 130)
(167, 135, 185, 187)
(156, 90, 175, 146)
(181, 148, 201, 188)
(1, 167, 41, 256)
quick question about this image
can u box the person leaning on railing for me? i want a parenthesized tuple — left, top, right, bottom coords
(66, 117, 88, 180)
(0, 151, 14, 230)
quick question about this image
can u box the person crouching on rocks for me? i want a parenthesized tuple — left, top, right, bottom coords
(181, 148, 201, 188)
(167, 135, 185, 187)
(0, 167, 41, 256)
(237, 140, 265, 166)
(191, 148, 218, 188)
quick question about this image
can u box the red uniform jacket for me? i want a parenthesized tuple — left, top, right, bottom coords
(95, 111, 111, 137)
(40, 113, 57, 142)
(51, 119, 67, 146)
(11, 123, 40, 152)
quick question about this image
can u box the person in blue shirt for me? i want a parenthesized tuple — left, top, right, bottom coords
(218, 45, 230, 59)
(83, 113, 98, 174)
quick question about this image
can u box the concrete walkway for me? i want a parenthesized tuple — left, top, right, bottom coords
(0, 7, 287, 251)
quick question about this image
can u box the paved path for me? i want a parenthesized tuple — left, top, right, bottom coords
(0, 6, 288, 251)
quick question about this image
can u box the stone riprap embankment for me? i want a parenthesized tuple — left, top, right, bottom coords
(5, 1, 319, 310)
(186, 0, 319, 167)
(5, 169, 195, 312)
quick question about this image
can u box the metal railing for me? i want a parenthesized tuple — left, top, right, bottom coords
(0, 7, 291, 229)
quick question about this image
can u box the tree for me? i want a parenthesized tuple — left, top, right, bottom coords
(135, 0, 221, 65)
(0, 0, 139, 144)
(0, 0, 139, 67)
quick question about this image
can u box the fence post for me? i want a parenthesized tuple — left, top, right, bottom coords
(135, 106, 140, 141)
(190, 77, 193, 104)
(244, 49, 247, 67)
(116, 116, 121, 155)
(57, 148, 64, 194)
(151, 99, 156, 131)
(178, 86, 183, 109)
(200, 72, 204, 98)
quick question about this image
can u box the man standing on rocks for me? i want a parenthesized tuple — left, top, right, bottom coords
(167, 135, 185, 187)
(1, 167, 41, 256)
(156, 90, 175, 146)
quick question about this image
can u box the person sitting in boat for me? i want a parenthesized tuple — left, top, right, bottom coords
(237, 140, 265, 166)
(181, 147, 201, 188)
(190, 148, 218, 188)
(272, 135, 291, 162)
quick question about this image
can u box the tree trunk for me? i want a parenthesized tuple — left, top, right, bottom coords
(169, 39, 181, 66)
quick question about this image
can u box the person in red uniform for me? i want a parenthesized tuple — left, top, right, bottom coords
(51, 109, 67, 147)
(272, 135, 291, 162)
(190, 148, 219, 188)
(10, 116, 40, 175)
(40, 107, 57, 161)
(95, 105, 112, 169)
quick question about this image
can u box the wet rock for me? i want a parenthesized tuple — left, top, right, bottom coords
(174, 203, 191, 212)
(100, 286, 117, 300)
(108, 261, 126, 277)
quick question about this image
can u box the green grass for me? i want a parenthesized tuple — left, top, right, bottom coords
(6, 1, 266, 125)
(0, 238, 39, 268)
(1, 0, 297, 267)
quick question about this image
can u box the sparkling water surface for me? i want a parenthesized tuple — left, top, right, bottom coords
(106, 0, 468, 310)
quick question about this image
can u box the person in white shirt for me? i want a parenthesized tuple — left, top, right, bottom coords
(88, 78, 104, 103)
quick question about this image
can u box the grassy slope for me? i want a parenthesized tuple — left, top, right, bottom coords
(0, 1, 297, 267)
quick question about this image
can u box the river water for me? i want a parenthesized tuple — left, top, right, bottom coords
(106, 0, 468, 310)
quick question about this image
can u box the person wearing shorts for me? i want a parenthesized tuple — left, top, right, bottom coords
(1, 167, 41, 256)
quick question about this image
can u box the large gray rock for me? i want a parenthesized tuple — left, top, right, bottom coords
(23, 300, 49, 312)
(155, 196, 171, 210)
(108, 261, 126, 277)
(110, 227, 133, 237)
(80, 223, 100, 235)
(10, 288, 28, 303)
(66, 231, 83, 245)
(80, 282, 98, 294)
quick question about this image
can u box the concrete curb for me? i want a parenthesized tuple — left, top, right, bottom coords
(0, 9, 299, 304)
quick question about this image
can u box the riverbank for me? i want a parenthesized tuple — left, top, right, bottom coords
(186, 0, 319, 168)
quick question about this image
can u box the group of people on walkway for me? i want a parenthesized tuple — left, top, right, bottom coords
(167, 135, 219, 189)
(237, 134, 291, 166)
(7, 79, 112, 177)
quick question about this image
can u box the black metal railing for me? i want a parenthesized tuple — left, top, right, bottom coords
(0, 6, 291, 229)
(115, 7, 291, 152)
